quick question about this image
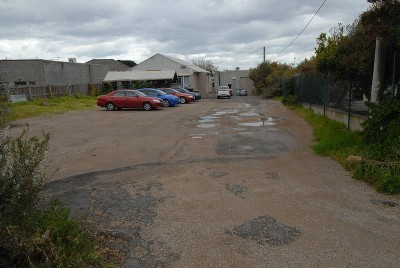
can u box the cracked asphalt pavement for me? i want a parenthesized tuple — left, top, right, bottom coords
(11, 96, 400, 267)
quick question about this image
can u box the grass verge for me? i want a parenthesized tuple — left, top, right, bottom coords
(7, 95, 97, 121)
(287, 104, 399, 194)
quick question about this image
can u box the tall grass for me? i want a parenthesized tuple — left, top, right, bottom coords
(288, 104, 399, 194)
(8, 95, 97, 121)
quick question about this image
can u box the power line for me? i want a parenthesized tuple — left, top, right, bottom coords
(213, 46, 264, 65)
(275, 0, 327, 55)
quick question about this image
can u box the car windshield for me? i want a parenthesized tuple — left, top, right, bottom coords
(133, 90, 147, 97)
(169, 88, 179, 93)
(219, 86, 230, 90)
(153, 89, 166, 95)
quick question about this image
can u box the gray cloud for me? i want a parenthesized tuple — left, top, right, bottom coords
(0, 0, 370, 69)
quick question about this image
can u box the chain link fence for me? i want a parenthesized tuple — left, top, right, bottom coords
(282, 74, 371, 130)
(6, 83, 108, 102)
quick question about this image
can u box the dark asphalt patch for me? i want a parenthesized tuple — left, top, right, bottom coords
(370, 199, 398, 207)
(46, 176, 179, 267)
(225, 184, 248, 199)
(209, 170, 229, 178)
(233, 216, 300, 246)
(265, 172, 280, 180)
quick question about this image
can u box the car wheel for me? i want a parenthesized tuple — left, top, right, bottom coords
(143, 102, 152, 111)
(179, 97, 186, 104)
(162, 99, 170, 107)
(106, 102, 115, 111)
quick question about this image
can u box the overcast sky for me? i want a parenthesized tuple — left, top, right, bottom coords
(0, 0, 371, 70)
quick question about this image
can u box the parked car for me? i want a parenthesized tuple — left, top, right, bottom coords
(137, 88, 180, 107)
(97, 89, 163, 111)
(239, 89, 247, 96)
(218, 85, 232, 96)
(158, 88, 195, 104)
(217, 88, 231, 99)
(171, 86, 201, 100)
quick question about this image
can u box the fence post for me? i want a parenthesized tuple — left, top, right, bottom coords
(27, 86, 33, 100)
(348, 81, 353, 131)
(49, 85, 53, 98)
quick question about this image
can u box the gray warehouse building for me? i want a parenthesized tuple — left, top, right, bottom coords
(213, 69, 255, 95)
(0, 59, 109, 87)
(132, 53, 211, 96)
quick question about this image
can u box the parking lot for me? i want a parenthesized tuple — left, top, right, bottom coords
(10, 96, 400, 267)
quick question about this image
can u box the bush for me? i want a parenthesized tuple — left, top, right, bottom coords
(0, 126, 49, 222)
(362, 98, 400, 161)
(282, 94, 299, 106)
(1, 200, 102, 267)
(0, 85, 112, 266)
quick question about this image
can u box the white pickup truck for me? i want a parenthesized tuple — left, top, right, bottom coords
(217, 86, 231, 99)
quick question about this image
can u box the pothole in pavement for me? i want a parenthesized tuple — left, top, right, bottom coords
(209, 170, 229, 178)
(265, 172, 280, 180)
(225, 183, 248, 199)
(46, 178, 179, 267)
(232, 216, 301, 246)
(370, 199, 398, 207)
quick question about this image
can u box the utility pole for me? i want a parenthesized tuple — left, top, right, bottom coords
(263, 46, 265, 63)
(371, 37, 388, 103)
(393, 51, 397, 98)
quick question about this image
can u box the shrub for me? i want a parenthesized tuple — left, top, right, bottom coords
(282, 94, 299, 106)
(0, 87, 112, 266)
(359, 98, 400, 194)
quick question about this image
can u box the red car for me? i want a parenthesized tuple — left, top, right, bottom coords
(158, 88, 195, 104)
(97, 89, 163, 111)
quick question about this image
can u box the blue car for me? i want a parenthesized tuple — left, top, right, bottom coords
(138, 88, 180, 107)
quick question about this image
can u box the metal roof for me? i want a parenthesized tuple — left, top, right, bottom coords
(160, 54, 209, 73)
(104, 70, 177, 82)
(85, 59, 131, 71)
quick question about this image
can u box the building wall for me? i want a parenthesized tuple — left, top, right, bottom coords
(133, 54, 195, 76)
(133, 54, 212, 93)
(195, 73, 211, 96)
(0, 60, 46, 85)
(214, 70, 255, 95)
(0, 60, 109, 86)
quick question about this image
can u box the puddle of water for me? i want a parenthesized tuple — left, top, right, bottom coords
(196, 124, 217, 128)
(232, 128, 247, 131)
(211, 112, 227, 116)
(192, 136, 203, 139)
(239, 132, 253, 135)
(239, 121, 264, 127)
(242, 145, 254, 150)
(239, 112, 259, 117)
(265, 121, 276, 126)
(201, 116, 219, 120)
(199, 119, 215, 123)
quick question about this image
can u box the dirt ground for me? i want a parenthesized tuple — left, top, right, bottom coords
(10, 96, 400, 267)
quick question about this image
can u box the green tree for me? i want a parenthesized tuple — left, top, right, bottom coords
(249, 61, 292, 98)
(118, 59, 137, 67)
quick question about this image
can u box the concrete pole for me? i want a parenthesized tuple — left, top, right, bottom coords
(371, 37, 387, 103)
(263, 46, 266, 63)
